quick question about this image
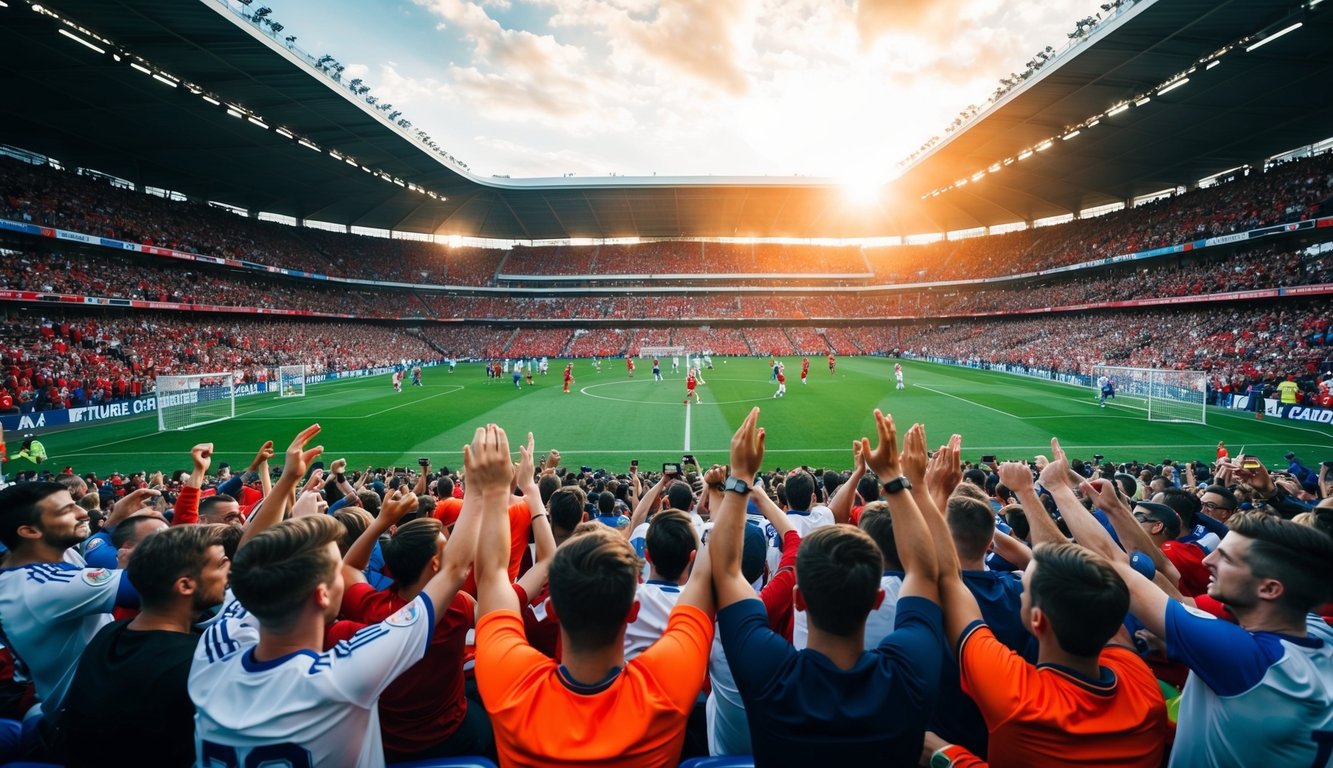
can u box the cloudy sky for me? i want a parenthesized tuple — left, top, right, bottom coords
(256, 0, 1107, 181)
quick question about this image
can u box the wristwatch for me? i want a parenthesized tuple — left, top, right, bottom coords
(882, 476, 912, 494)
(930, 745, 959, 768)
(722, 476, 751, 494)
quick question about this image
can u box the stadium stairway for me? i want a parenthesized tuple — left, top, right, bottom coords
(500, 328, 521, 356)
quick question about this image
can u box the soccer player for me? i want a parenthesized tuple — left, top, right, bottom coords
(626, 358, 635, 377)
(684, 368, 701, 405)
(652, 357, 662, 382)
(800, 356, 810, 384)
(712, 408, 946, 765)
(895, 362, 905, 391)
(512, 360, 522, 389)
(473, 424, 716, 767)
(773, 363, 786, 398)
(189, 423, 481, 767)
(671, 355, 680, 372)
(1097, 374, 1115, 407)
(769, 359, 779, 382)
(828, 352, 836, 374)
(412, 365, 422, 387)
(563, 363, 574, 394)
(392, 369, 403, 394)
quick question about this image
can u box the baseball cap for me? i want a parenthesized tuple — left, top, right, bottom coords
(1284, 452, 1296, 461)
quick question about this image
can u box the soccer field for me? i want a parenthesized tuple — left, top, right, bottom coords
(35, 357, 1332, 477)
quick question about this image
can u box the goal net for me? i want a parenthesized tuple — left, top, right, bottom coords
(639, 345, 685, 359)
(1091, 365, 1206, 424)
(278, 364, 307, 398)
(155, 373, 236, 432)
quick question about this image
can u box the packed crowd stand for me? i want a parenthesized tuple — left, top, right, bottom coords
(4, 151, 1332, 292)
(0, 405, 1329, 767)
(500, 242, 870, 277)
(0, 313, 437, 412)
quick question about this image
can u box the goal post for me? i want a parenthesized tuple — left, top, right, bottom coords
(1091, 365, 1207, 424)
(639, 345, 685, 359)
(278, 364, 307, 398)
(155, 373, 237, 432)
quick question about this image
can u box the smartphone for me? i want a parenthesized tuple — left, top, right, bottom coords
(683, 454, 696, 465)
(418, 457, 430, 467)
(980, 455, 996, 464)
(580, 465, 593, 474)
(631, 459, 639, 468)
(662, 463, 680, 475)
(1242, 458, 1263, 470)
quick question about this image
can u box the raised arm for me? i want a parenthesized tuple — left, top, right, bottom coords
(1011, 457, 1067, 547)
(240, 423, 322, 549)
(169, 442, 212, 527)
(862, 410, 939, 603)
(903, 424, 976, 642)
(341, 488, 416, 586)
(472, 424, 522, 617)
(710, 407, 765, 610)
(827, 440, 866, 525)
(924, 433, 963, 513)
(627, 474, 666, 539)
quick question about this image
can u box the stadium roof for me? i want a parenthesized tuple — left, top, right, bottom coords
(1, 0, 1330, 240)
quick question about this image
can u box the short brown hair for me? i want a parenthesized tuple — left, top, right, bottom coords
(645, 509, 697, 581)
(856, 502, 900, 570)
(333, 507, 373, 556)
(549, 526, 640, 649)
(128, 524, 226, 607)
(230, 516, 343, 628)
(1028, 542, 1128, 657)
(1229, 512, 1333, 615)
(383, 518, 443, 586)
(796, 526, 883, 636)
(946, 495, 995, 560)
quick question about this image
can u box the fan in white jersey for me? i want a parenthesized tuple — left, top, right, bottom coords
(623, 510, 697, 659)
(189, 423, 493, 768)
(0, 482, 152, 720)
(1100, 493, 1333, 767)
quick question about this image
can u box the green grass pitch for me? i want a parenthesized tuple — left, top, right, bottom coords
(31, 357, 1331, 477)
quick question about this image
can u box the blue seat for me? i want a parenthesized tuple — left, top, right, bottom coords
(388, 758, 498, 768)
(680, 757, 756, 768)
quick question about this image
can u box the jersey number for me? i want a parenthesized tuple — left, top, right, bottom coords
(201, 741, 313, 768)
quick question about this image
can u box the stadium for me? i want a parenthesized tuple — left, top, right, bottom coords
(0, 0, 1331, 767)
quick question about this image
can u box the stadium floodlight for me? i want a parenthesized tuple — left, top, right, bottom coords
(1246, 22, 1302, 52)
(1087, 119, 1100, 127)
(1206, 60, 1220, 70)
(57, 29, 105, 54)
(1106, 103, 1129, 116)
(129, 62, 151, 75)
(151, 74, 177, 88)
(299, 139, 320, 151)
(1018, 150, 1033, 160)
(275, 127, 293, 138)
(1062, 130, 1081, 141)
(1036, 140, 1053, 152)
(225, 108, 243, 118)
(1134, 96, 1151, 107)
(202, 95, 221, 105)
(156, 373, 237, 432)
(1157, 77, 1188, 95)
(247, 116, 268, 128)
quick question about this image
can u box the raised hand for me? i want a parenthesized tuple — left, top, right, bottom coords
(925, 433, 963, 499)
(112, 487, 161, 521)
(291, 490, 329, 518)
(1038, 437, 1071, 490)
(861, 409, 902, 479)
(379, 486, 419, 525)
(703, 463, 728, 489)
(899, 423, 929, 486)
(1080, 478, 1126, 513)
(248, 440, 276, 471)
(191, 443, 213, 475)
(330, 458, 347, 476)
(997, 461, 1035, 495)
(280, 424, 323, 480)
(515, 432, 536, 486)
(302, 468, 325, 494)
(544, 449, 561, 471)
(852, 438, 866, 474)
(729, 407, 765, 480)
(1231, 455, 1276, 497)
(464, 424, 513, 495)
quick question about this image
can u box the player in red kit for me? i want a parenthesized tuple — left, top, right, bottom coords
(828, 353, 836, 374)
(801, 357, 810, 384)
(684, 369, 701, 405)
(563, 363, 574, 393)
(773, 364, 787, 398)
(627, 358, 635, 377)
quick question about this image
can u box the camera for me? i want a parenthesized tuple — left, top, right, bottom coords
(418, 457, 430, 467)
(662, 463, 680, 476)
(979, 455, 996, 464)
